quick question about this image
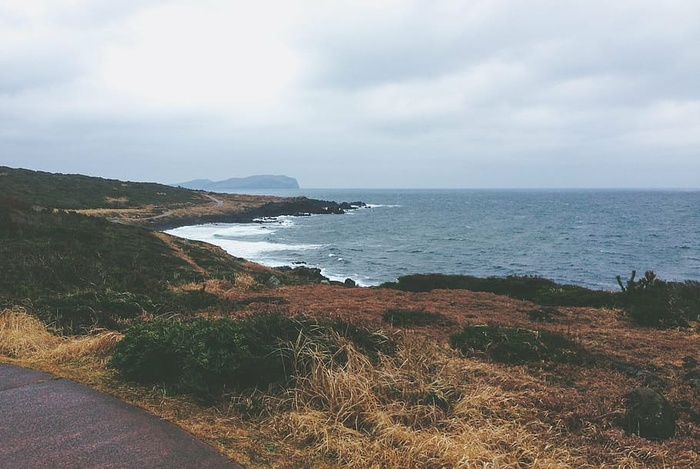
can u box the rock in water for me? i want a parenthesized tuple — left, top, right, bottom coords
(623, 387, 676, 440)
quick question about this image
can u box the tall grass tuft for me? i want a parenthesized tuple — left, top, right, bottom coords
(0, 307, 122, 362)
(0, 307, 61, 358)
(269, 333, 580, 468)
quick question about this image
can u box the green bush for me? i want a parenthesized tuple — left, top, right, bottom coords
(381, 274, 617, 308)
(109, 315, 299, 400)
(108, 313, 395, 401)
(155, 290, 222, 313)
(616, 271, 698, 328)
(449, 324, 585, 364)
(382, 309, 456, 328)
(34, 291, 154, 333)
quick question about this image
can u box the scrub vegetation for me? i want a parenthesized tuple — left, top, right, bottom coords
(1, 167, 699, 468)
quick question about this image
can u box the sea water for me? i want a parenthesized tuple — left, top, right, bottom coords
(166, 189, 700, 290)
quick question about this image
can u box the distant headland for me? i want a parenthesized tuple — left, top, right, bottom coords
(174, 175, 300, 191)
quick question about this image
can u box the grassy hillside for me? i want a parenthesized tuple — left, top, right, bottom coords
(0, 166, 205, 209)
(1, 166, 698, 468)
(0, 196, 319, 332)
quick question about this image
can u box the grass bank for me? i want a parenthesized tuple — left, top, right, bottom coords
(3, 306, 698, 468)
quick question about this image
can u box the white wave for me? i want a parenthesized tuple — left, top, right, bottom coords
(166, 224, 262, 240)
(166, 219, 295, 241)
(165, 222, 318, 261)
(366, 204, 402, 208)
(315, 267, 375, 287)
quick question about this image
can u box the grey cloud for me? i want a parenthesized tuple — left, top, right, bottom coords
(0, 53, 81, 94)
(1, 1, 699, 189)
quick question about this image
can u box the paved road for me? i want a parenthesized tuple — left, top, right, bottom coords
(0, 363, 243, 469)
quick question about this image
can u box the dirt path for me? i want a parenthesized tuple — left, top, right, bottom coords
(206, 194, 225, 207)
(153, 232, 208, 274)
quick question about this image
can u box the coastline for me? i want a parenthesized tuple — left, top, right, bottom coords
(2, 169, 700, 468)
(130, 195, 366, 231)
(107, 192, 365, 231)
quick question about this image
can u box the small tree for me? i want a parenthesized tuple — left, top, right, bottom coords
(616, 271, 683, 327)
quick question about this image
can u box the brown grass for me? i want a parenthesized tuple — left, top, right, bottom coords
(74, 193, 285, 225)
(0, 307, 62, 358)
(0, 307, 121, 375)
(266, 335, 580, 468)
(2, 285, 699, 469)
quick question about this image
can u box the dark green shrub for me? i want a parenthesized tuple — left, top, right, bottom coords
(155, 290, 221, 313)
(382, 309, 456, 328)
(450, 324, 585, 364)
(108, 313, 395, 401)
(381, 274, 617, 308)
(109, 316, 282, 401)
(617, 271, 697, 328)
(35, 291, 153, 333)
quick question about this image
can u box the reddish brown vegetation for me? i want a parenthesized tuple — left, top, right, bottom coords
(212, 284, 700, 467)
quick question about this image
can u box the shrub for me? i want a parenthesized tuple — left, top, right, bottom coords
(382, 309, 456, 328)
(616, 271, 697, 328)
(449, 324, 585, 364)
(109, 315, 295, 400)
(381, 274, 616, 308)
(108, 313, 395, 401)
(155, 290, 221, 313)
(35, 291, 154, 333)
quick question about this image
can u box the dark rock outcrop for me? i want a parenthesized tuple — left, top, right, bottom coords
(143, 197, 365, 230)
(622, 387, 676, 440)
(274, 266, 328, 285)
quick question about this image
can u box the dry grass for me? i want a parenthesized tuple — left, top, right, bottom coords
(105, 196, 129, 204)
(73, 192, 284, 226)
(0, 307, 121, 366)
(235, 272, 260, 291)
(263, 334, 581, 468)
(0, 307, 62, 358)
(2, 297, 699, 468)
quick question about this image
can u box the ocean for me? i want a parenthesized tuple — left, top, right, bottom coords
(166, 189, 700, 290)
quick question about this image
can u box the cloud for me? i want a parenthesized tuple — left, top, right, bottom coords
(0, 0, 699, 187)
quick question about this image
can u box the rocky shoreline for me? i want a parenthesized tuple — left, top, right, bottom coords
(135, 197, 366, 230)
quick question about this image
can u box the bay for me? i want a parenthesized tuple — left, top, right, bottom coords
(166, 189, 700, 290)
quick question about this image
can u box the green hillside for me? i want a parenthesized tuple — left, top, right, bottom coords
(0, 196, 321, 333)
(0, 166, 206, 209)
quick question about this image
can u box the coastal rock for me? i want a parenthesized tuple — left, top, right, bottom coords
(141, 196, 366, 230)
(622, 387, 676, 440)
(344, 278, 357, 288)
(275, 266, 327, 284)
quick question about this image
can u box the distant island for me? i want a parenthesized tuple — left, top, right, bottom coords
(174, 175, 300, 191)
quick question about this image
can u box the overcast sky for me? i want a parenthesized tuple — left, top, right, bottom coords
(1, 1, 699, 188)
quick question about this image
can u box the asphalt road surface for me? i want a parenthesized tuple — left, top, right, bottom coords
(0, 363, 243, 469)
